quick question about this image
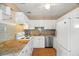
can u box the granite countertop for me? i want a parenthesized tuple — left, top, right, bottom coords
(0, 39, 29, 55)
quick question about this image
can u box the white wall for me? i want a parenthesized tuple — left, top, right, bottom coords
(29, 20, 56, 29)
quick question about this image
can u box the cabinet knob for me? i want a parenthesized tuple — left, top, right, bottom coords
(22, 51, 24, 53)
(64, 22, 66, 24)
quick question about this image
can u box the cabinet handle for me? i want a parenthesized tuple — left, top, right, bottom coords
(22, 51, 24, 53)
(64, 22, 66, 24)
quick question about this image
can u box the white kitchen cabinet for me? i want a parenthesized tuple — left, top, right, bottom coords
(0, 5, 16, 25)
(56, 18, 79, 56)
(26, 39, 33, 56)
(57, 44, 70, 56)
(18, 39, 33, 56)
(32, 36, 45, 48)
(0, 23, 16, 42)
(29, 20, 56, 29)
(15, 12, 30, 29)
(15, 12, 29, 24)
(56, 19, 71, 50)
(15, 12, 25, 24)
(70, 18, 79, 56)
(0, 6, 16, 42)
(55, 7, 79, 56)
(0, 5, 11, 20)
(56, 19, 71, 56)
(54, 40, 70, 56)
(19, 45, 28, 56)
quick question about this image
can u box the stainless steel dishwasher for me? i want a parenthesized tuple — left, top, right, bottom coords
(45, 36, 53, 48)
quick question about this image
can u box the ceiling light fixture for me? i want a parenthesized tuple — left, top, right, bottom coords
(45, 4, 50, 10)
(44, 3, 58, 10)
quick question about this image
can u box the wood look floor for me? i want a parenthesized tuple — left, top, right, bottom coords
(32, 48, 56, 56)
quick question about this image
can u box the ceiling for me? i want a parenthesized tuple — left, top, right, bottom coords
(15, 3, 79, 20)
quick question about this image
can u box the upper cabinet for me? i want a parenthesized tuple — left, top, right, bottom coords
(15, 12, 30, 30)
(29, 20, 56, 29)
(15, 12, 29, 24)
(0, 5, 11, 19)
(0, 5, 16, 24)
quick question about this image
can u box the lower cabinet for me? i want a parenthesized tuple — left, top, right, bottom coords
(32, 36, 45, 48)
(57, 45, 70, 56)
(18, 40, 33, 56)
(53, 40, 70, 56)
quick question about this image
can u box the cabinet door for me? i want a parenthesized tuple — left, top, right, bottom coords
(1, 6, 12, 21)
(56, 19, 70, 51)
(57, 43, 70, 56)
(39, 36, 45, 48)
(54, 41, 70, 56)
(56, 20, 63, 44)
(32, 36, 45, 48)
(32, 36, 39, 48)
(26, 41, 33, 56)
(0, 23, 16, 42)
(19, 46, 27, 56)
(71, 19, 79, 56)
(18, 40, 33, 56)
(61, 19, 71, 50)
(15, 12, 27, 24)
